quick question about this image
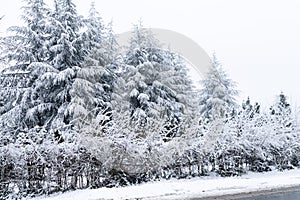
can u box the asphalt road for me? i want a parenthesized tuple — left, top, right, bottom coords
(241, 190, 300, 200)
(191, 186, 300, 200)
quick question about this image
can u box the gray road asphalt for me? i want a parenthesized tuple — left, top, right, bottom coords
(189, 186, 300, 200)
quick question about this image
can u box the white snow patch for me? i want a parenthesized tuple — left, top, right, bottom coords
(31, 169, 300, 200)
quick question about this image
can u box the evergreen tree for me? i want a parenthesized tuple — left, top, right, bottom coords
(0, 0, 85, 135)
(81, 1, 106, 66)
(270, 92, 293, 129)
(70, 65, 114, 130)
(0, 0, 51, 134)
(118, 24, 196, 140)
(270, 92, 291, 116)
(198, 54, 238, 121)
(48, 0, 84, 70)
(19, 0, 82, 134)
(1, 0, 50, 68)
(71, 2, 118, 131)
(125, 22, 161, 67)
(104, 21, 119, 65)
(241, 97, 260, 119)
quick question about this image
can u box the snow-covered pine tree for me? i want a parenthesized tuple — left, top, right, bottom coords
(159, 52, 198, 140)
(198, 54, 238, 171)
(104, 21, 120, 65)
(0, 0, 86, 136)
(70, 2, 119, 132)
(1, 0, 49, 68)
(198, 54, 238, 122)
(242, 97, 252, 114)
(0, 1, 84, 195)
(241, 97, 260, 119)
(0, 0, 51, 134)
(81, 1, 106, 66)
(270, 92, 293, 128)
(267, 92, 296, 169)
(22, 0, 88, 135)
(49, 0, 84, 70)
(70, 64, 114, 131)
(119, 23, 196, 140)
(125, 21, 161, 67)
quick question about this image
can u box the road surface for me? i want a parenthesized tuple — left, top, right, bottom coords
(242, 190, 300, 200)
(192, 186, 300, 200)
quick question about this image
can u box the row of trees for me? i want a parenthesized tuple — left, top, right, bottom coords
(0, 0, 299, 199)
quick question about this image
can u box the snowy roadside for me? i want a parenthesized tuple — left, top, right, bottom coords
(30, 169, 300, 200)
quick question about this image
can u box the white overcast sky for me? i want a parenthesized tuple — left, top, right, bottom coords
(1, 0, 300, 109)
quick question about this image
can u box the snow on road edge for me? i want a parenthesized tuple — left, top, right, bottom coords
(31, 169, 300, 200)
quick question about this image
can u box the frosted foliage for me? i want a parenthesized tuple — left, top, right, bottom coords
(1, 0, 50, 67)
(199, 54, 238, 121)
(70, 65, 113, 129)
(121, 54, 195, 134)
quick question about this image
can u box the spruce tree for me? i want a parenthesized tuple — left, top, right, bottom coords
(0, 0, 51, 134)
(71, 2, 117, 131)
(241, 97, 260, 119)
(49, 0, 84, 70)
(1, 0, 49, 68)
(118, 23, 196, 140)
(81, 1, 106, 66)
(0, 0, 86, 136)
(270, 92, 291, 117)
(270, 92, 292, 127)
(22, 0, 84, 134)
(198, 54, 238, 122)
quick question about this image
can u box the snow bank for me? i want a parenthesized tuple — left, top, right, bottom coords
(31, 169, 300, 200)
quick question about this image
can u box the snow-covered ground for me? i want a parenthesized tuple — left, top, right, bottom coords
(31, 169, 300, 200)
